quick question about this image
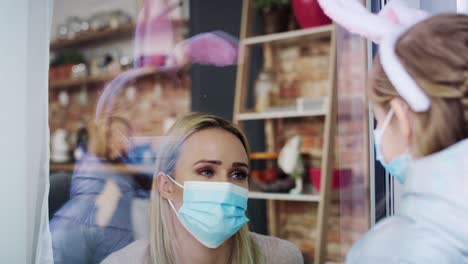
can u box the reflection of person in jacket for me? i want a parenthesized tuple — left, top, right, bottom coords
(50, 117, 149, 264)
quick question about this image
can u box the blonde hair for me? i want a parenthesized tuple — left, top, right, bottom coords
(87, 116, 131, 159)
(149, 112, 264, 264)
(369, 14, 468, 156)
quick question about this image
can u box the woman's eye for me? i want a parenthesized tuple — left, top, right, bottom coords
(197, 168, 215, 177)
(230, 171, 248, 181)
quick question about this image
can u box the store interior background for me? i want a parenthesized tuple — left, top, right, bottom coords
(47, 0, 458, 263)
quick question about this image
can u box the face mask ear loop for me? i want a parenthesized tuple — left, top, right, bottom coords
(380, 108, 395, 134)
(167, 198, 178, 213)
(162, 174, 183, 214)
(164, 173, 184, 189)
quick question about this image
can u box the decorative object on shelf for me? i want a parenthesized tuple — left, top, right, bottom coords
(89, 52, 123, 76)
(292, 0, 331, 29)
(254, 0, 291, 34)
(254, 71, 274, 112)
(251, 170, 263, 182)
(98, 53, 116, 73)
(89, 10, 132, 32)
(89, 12, 110, 31)
(66, 16, 89, 39)
(278, 135, 304, 194)
(249, 152, 282, 186)
(78, 86, 89, 106)
(108, 10, 133, 29)
(71, 63, 87, 79)
(57, 23, 69, 40)
(263, 167, 279, 183)
(51, 129, 70, 163)
(58, 91, 69, 107)
(119, 55, 133, 70)
(49, 52, 86, 81)
(309, 168, 352, 191)
(254, 42, 278, 112)
(250, 176, 296, 193)
(74, 126, 89, 161)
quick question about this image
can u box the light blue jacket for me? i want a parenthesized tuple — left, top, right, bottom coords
(347, 139, 468, 263)
(50, 155, 149, 264)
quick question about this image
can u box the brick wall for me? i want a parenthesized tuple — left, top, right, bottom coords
(49, 73, 191, 149)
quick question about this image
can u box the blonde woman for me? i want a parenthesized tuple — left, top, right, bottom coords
(102, 113, 303, 264)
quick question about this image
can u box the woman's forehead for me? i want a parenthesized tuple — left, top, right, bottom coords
(178, 129, 248, 163)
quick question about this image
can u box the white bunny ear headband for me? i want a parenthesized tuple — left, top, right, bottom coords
(318, 0, 431, 112)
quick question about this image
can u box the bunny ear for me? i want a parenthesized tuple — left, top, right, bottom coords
(317, 0, 398, 43)
(378, 0, 430, 27)
(380, 27, 431, 112)
(187, 31, 238, 66)
(168, 31, 238, 68)
(133, 0, 180, 67)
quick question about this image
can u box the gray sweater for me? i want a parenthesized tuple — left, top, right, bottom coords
(101, 232, 303, 264)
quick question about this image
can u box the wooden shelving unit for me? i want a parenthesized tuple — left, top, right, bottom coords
(50, 19, 187, 51)
(50, 24, 136, 51)
(249, 192, 320, 202)
(49, 19, 188, 90)
(50, 163, 154, 175)
(234, 1, 337, 263)
(236, 108, 326, 121)
(49, 72, 122, 89)
(249, 152, 279, 160)
(241, 24, 333, 46)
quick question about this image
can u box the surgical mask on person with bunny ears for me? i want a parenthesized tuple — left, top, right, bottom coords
(373, 108, 412, 184)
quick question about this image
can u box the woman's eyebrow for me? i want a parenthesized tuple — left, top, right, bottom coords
(232, 162, 249, 169)
(193, 160, 222, 166)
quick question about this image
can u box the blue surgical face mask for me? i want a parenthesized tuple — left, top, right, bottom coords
(164, 174, 249, 248)
(373, 109, 411, 184)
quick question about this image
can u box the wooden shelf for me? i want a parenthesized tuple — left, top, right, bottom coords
(248, 191, 320, 202)
(50, 163, 154, 175)
(50, 19, 187, 51)
(49, 65, 190, 90)
(50, 163, 75, 171)
(236, 108, 326, 121)
(50, 24, 136, 51)
(49, 72, 122, 89)
(249, 152, 279, 160)
(241, 24, 334, 46)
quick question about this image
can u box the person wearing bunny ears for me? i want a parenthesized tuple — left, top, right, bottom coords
(319, 0, 468, 263)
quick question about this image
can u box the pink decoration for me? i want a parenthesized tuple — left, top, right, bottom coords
(309, 168, 352, 191)
(292, 0, 331, 29)
(317, 0, 429, 44)
(133, 0, 177, 67)
(169, 31, 238, 67)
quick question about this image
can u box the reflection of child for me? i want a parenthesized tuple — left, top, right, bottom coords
(319, 0, 468, 262)
(88, 117, 131, 163)
(49, 117, 147, 264)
